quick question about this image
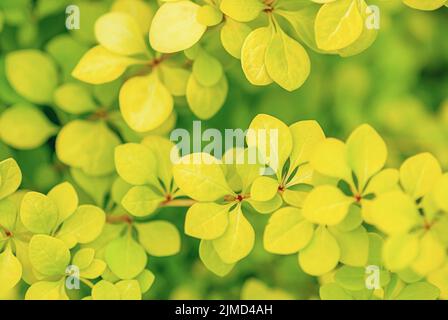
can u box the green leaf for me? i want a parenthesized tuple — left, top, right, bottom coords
(265, 29, 310, 91)
(346, 124, 387, 190)
(320, 283, 353, 300)
(192, 51, 223, 87)
(303, 185, 353, 226)
(5, 50, 58, 104)
(0, 103, 57, 150)
(0, 198, 17, 231)
(186, 74, 228, 120)
(54, 83, 97, 114)
(199, 240, 235, 277)
(115, 143, 157, 186)
(29, 235, 70, 276)
(136, 221, 181, 257)
(264, 207, 314, 254)
(122, 186, 164, 217)
(173, 153, 232, 201)
(334, 266, 367, 291)
(403, 0, 447, 11)
(220, 18, 252, 59)
(136, 269, 155, 293)
(20, 192, 58, 234)
(213, 206, 255, 264)
(105, 235, 147, 280)
(185, 203, 230, 240)
(298, 226, 340, 276)
(394, 282, 440, 300)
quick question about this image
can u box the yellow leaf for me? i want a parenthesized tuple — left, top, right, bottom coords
(303, 185, 353, 226)
(0, 246, 22, 291)
(95, 12, 146, 55)
(185, 203, 230, 240)
(400, 153, 442, 199)
(149, 1, 206, 53)
(311, 138, 351, 182)
(220, 0, 264, 22)
(412, 231, 446, 276)
(250, 176, 278, 202)
(383, 233, 420, 271)
(199, 240, 235, 277)
(298, 226, 340, 276)
(403, 0, 447, 10)
(119, 73, 173, 132)
(264, 207, 314, 254)
(72, 46, 143, 85)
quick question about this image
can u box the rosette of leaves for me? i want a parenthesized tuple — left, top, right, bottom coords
(18, 182, 106, 299)
(368, 153, 448, 284)
(263, 123, 391, 276)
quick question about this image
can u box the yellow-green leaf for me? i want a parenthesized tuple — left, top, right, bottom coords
(383, 233, 420, 271)
(20, 192, 58, 234)
(185, 203, 230, 240)
(29, 235, 70, 276)
(136, 221, 181, 257)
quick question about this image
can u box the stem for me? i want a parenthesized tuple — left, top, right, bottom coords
(0, 224, 12, 238)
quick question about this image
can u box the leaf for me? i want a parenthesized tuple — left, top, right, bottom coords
(29, 235, 70, 276)
(114, 143, 157, 186)
(241, 27, 273, 86)
(0, 158, 22, 200)
(25, 280, 68, 300)
(186, 74, 228, 119)
(298, 226, 340, 276)
(310, 138, 351, 181)
(199, 240, 235, 277)
(303, 185, 353, 226)
(246, 114, 293, 175)
(250, 176, 279, 202)
(141, 135, 176, 187)
(56, 120, 120, 176)
(81, 259, 106, 279)
(192, 51, 223, 87)
(197, 5, 223, 26)
(0, 103, 57, 150)
(334, 266, 367, 291)
(149, 1, 206, 53)
(173, 153, 232, 201)
(116, 280, 142, 300)
(47, 182, 79, 226)
(264, 207, 314, 254)
(329, 226, 369, 267)
(105, 235, 147, 280)
(136, 269, 155, 293)
(72, 46, 142, 85)
(136, 221, 181, 257)
(95, 12, 146, 56)
(320, 283, 353, 300)
(265, 29, 310, 91)
(220, 18, 252, 59)
(220, 0, 263, 22)
(159, 66, 190, 96)
(53, 83, 97, 115)
(57, 205, 106, 246)
(122, 186, 164, 217)
(241, 278, 294, 300)
(111, 0, 154, 34)
(411, 231, 446, 276)
(119, 73, 174, 132)
(433, 174, 448, 211)
(0, 199, 17, 231)
(346, 124, 387, 190)
(20, 192, 58, 234)
(400, 153, 442, 199)
(370, 191, 420, 235)
(367, 232, 384, 266)
(212, 206, 255, 264)
(364, 168, 399, 195)
(72, 248, 95, 270)
(185, 202, 230, 240)
(428, 263, 448, 300)
(394, 282, 440, 300)
(246, 193, 283, 214)
(5, 50, 58, 104)
(289, 120, 325, 171)
(0, 246, 22, 291)
(403, 0, 447, 11)
(383, 233, 420, 271)
(92, 280, 120, 300)
(315, 0, 364, 51)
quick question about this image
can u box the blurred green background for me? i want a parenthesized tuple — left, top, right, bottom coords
(0, 0, 447, 300)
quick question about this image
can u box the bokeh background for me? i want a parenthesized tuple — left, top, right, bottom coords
(0, 0, 447, 299)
